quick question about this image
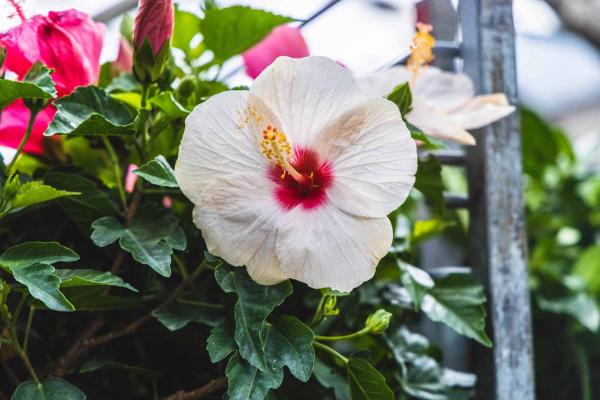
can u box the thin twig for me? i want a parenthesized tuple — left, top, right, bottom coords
(163, 377, 227, 400)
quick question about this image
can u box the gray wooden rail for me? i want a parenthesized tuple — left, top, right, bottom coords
(94, 0, 535, 398)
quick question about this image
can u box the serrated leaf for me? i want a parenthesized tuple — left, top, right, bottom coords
(11, 378, 85, 400)
(387, 82, 412, 115)
(91, 204, 180, 277)
(54, 269, 137, 292)
(421, 274, 492, 347)
(0, 63, 56, 109)
(346, 358, 394, 400)
(133, 155, 178, 188)
(215, 264, 292, 371)
(226, 353, 283, 400)
(152, 301, 223, 331)
(10, 181, 79, 212)
(263, 315, 315, 382)
(0, 242, 79, 270)
(207, 321, 237, 363)
(201, 6, 292, 61)
(313, 359, 351, 400)
(12, 264, 74, 312)
(415, 155, 445, 214)
(398, 261, 434, 310)
(149, 92, 190, 119)
(44, 86, 144, 137)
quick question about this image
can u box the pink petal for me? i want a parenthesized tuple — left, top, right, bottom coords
(114, 37, 133, 74)
(0, 101, 55, 155)
(134, 0, 174, 56)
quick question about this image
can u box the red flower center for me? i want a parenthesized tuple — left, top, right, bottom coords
(269, 148, 333, 211)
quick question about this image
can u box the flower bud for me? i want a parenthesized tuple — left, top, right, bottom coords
(323, 295, 340, 317)
(364, 309, 392, 334)
(133, 0, 174, 84)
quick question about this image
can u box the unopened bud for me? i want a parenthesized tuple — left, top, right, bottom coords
(323, 295, 339, 317)
(365, 309, 392, 334)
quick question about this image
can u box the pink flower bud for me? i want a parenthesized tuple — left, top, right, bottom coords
(243, 26, 309, 79)
(114, 37, 133, 74)
(133, 0, 174, 56)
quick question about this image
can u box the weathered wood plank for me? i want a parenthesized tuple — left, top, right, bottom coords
(458, 1, 536, 399)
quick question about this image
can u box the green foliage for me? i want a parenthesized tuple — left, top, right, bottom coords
(152, 301, 223, 331)
(11, 378, 86, 400)
(0, 63, 56, 110)
(346, 358, 394, 400)
(387, 82, 413, 115)
(415, 155, 445, 214)
(133, 155, 178, 187)
(201, 6, 293, 62)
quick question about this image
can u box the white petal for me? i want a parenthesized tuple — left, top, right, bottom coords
(356, 67, 412, 97)
(449, 93, 515, 130)
(0, 146, 16, 164)
(407, 97, 476, 145)
(193, 173, 287, 285)
(320, 97, 417, 218)
(276, 204, 393, 292)
(175, 90, 270, 203)
(412, 67, 475, 112)
(250, 56, 362, 149)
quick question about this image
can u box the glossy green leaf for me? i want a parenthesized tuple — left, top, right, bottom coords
(149, 92, 190, 119)
(0, 63, 56, 109)
(537, 292, 600, 332)
(398, 261, 434, 310)
(421, 274, 492, 347)
(346, 358, 394, 400)
(173, 8, 204, 59)
(152, 301, 223, 331)
(133, 155, 178, 188)
(0, 242, 79, 270)
(44, 86, 143, 137)
(10, 181, 79, 211)
(415, 155, 445, 214)
(215, 264, 292, 371)
(207, 321, 237, 363)
(226, 353, 283, 400)
(387, 82, 412, 115)
(63, 286, 143, 311)
(201, 6, 292, 61)
(12, 264, 74, 312)
(11, 378, 85, 400)
(263, 315, 315, 382)
(313, 359, 351, 400)
(91, 204, 180, 277)
(54, 269, 137, 292)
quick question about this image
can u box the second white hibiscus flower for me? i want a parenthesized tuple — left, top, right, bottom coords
(175, 56, 417, 292)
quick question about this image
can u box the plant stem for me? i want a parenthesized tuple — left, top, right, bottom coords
(102, 137, 128, 210)
(141, 84, 150, 108)
(311, 293, 327, 325)
(173, 254, 189, 280)
(6, 109, 38, 174)
(22, 306, 35, 353)
(313, 341, 348, 364)
(9, 293, 40, 383)
(315, 327, 370, 342)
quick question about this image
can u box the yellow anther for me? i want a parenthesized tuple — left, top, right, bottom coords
(407, 23, 435, 82)
(260, 124, 306, 184)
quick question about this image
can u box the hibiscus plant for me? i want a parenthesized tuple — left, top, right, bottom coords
(0, 2, 512, 399)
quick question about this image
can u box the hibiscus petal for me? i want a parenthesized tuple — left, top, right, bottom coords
(193, 174, 287, 285)
(406, 97, 476, 145)
(276, 204, 393, 292)
(412, 67, 474, 112)
(0, 101, 55, 155)
(320, 97, 417, 218)
(356, 67, 412, 97)
(175, 90, 271, 203)
(449, 93, 516, 130)
(250, 56, 362, 149)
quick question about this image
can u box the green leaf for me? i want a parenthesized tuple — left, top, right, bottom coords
(398, 261, 434, 310)
(63, 286, 143, 311)
(44, 86, 144, 137)
(411, 219, 455, 246)
(0, 242, 79, 270)
(54, 269, 137, 292)
(537, 292, 600, 332)
(9, 181, 79, 212)
(165, 225, 187, 251)
(215, 264, 292, 371)
(415, 155, 445, 214)
(573, 245, 600, 294)
(11, 378, 85, 400)
(346, 358, 394, 400)
(387, 83, 412, 115)
(207, 321, 237, 363)
(133, 155, 178, 188)
(313, 359, 351, 400)
(12, 264, 74, 312)
(226, 353, 283, 400)
(421, 274, 492, 347)
(201, 6, 292, 61)
(152, 301, 223, 331)
(149, 92, 190, 119)
(263, 315, 315, 382)
(173, 8, 204, 59)
(91, 204, 180, 277)
(0, 63, 56, 109)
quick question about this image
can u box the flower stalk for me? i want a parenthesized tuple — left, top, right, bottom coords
(6, 109, 39, 174)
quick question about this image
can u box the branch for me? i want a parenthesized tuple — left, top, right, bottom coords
(163, 377, 227, 400)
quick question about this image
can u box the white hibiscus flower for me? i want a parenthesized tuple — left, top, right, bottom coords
(175, 56, 417, 292)
(357, 24, 515, 145)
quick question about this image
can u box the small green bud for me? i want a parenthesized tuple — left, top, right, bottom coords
(322, 295, 339, 317)
(364, 309, 392, 334)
